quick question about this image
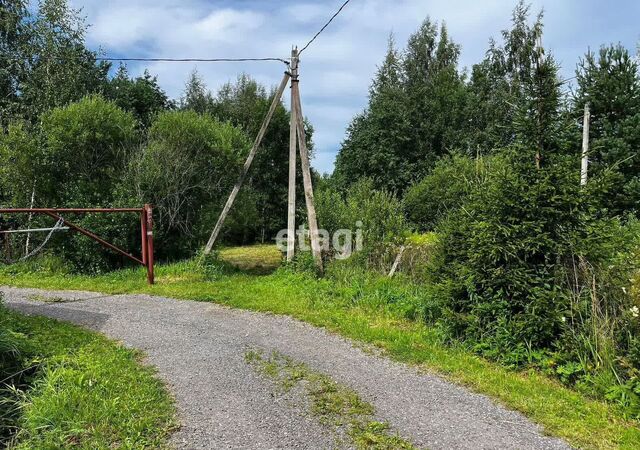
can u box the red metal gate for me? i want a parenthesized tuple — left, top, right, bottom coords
(0, 205, 155, 284)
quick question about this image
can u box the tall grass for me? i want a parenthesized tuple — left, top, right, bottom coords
(0, 294, 176, 448)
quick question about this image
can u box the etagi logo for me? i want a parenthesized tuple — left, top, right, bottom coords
(275, 221, 363, 259)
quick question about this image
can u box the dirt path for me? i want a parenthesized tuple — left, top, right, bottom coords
(3, 286, 570, 450)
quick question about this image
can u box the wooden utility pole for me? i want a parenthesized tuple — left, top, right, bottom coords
(204, 71, 291, 255)
(291, 67, 323, 272)
(287, 49, 299, 261)
(580, 103, 591, 186)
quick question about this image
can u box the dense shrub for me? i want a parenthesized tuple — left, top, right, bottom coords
(1, 96, 139, 271)
(424, 147, 640, 416)
(431, 150, 622, 355)
(126, 110, 249, 259)
(404, 154, 499, 230)
(316, 179, 408, 267)
(39, 95, 137, 206)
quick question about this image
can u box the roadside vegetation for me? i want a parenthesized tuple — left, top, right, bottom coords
(2, 253, 639, 449)
(0, 294, 175, 448)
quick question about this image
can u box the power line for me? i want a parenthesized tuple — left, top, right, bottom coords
(0, 55, 290, 65)
(299, 0, 352, 55)
(97, 56, 290, 65)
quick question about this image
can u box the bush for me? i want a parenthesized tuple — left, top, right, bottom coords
(40, 95, 137, 206)
(431, 150, 614, 356)
(404, 155, 478, 230)
(126, 110, 250, 260)
(316, 179, 408, 268)
(423, 147, 640, 416)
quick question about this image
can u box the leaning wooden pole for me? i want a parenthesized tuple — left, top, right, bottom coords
(204, 71, 291, 254)
(287, 49, 299, 261)
(292, 68, 323, 272)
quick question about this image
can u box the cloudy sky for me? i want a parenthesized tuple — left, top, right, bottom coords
(69, 0, 639, 174)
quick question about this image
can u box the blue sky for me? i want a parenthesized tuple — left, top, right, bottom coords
(69, 0, 640, 174)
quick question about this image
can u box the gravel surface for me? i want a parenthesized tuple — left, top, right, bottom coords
(3, 286, 571, 450)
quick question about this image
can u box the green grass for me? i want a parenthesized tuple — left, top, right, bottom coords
(219, 244, 283, 274)
(2, 309, 176, 449)
(1, 253, 640, 449)
(245, 349, 415, 449)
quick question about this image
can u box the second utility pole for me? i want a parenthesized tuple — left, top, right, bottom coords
(291, 50, 323, 272)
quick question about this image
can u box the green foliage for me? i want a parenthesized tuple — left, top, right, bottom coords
(0, 0, 30, 124)
(431, 151, 586, 354)
(0, 121, 39, 206)
(40, 95, 137, 205)
(464, 1, 565, 161)
(180, 69, 214, 114)
(422, 148, 640, 422)
(334, 36, 413, 193)
(403, 154, 489, 230)
(105, 66, 173, 129)
(574, 44, 640, 216)
(6, 0, 110, 123)
(127, 110, 248, 259)
(335, 27, 467, 194)
(316, 179, 408, 251)
(179, 72, 309, 244)
(212, 74, 306, 242)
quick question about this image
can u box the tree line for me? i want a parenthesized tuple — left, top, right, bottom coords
(321, 1, 640, 417)
(1, 0, 310, 268)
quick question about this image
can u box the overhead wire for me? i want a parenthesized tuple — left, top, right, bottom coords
(2, 1, 356, 65)
(299, 0, 352, 55)
(0, 55, 290, 65)
(96, 57, 290, 65)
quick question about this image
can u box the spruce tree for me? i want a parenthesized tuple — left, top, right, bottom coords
(334, 35, 411, 193)
(465, 1, 563, 164)
(575, 44, 640, 214)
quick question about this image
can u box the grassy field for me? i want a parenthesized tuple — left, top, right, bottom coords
(219, 244, 283, 274)
(1, 246, 639, 449)
(1, 306, 175, 448)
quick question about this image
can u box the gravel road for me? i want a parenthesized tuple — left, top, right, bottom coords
(3, 286, 570, 450)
